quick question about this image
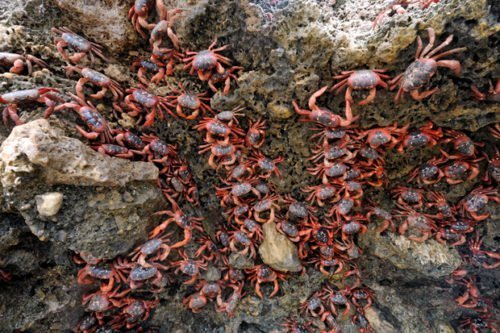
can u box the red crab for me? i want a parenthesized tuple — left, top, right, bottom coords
(149, 14, 183, 52)
(366, 204, 395, 234)
(391, 186, 425, 208)
(397, 121, 443, 152)
(249, 152, 284, 178)
(425, 191, 455, 219)
(246, 118, 266, 149)
(92, 143, 134, 159)
(183, 38, 232, 81)
(165, 83, 212, 120)
(132, 59, 166, 85)
(128, 0, 156, 38)
(442, 158, 482, 185)
(281, 317, 313, 333)
(301, 292, 326, 317)
(82, 287, 130, 323)
(124, 88, 176, 127)
(246, 264, 285, 299)
(331, 69, 390, 108)
(51, 27, 108, 65)
(471, 78, 500, 102)
(66, 65, 124, 102)
(395, 204, 437, 242)
(390, 28, 466, 102)
(302, 184, 339, 207)
(251, 195, 280, 223)
(216, 282, 244, 316)
(408, 154, 447, 185)
(208, 66, 243, 95)
(199, 140, 243, 169)
(308, 254, 345, 276)
(293, 86, 356, 128)
(356, 123, 408, 149)
(173, 250, 207, 285)
(150, 195, 203, 247)
(112, 297, 158, 329)
(77, 259, 128, 292)
(133, 135, 177, 166)
(215, 179, 261, 207)
(54, 93, 113, 142)
(466, 232, 500, 269)
(320, 284, 352, 317)
(283, 194, 318, 222)
(128, 262, 169, 291)
(459, 314, 498, 333)
(228, 230, 257, 258)
(129, 233, 172, 267)
(441, 129, 483, 159)
(0, 52, 48, 75)
(194, 114, 245, 143)
(0, 87, 62, 127)
(373, 0, 440, 28)
(458, 186, 499, 221)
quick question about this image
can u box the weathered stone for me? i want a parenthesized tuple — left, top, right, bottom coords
(35, 192, 63, 217)
(0, 119, 158, 187)
(258, 222, 302, 273)
(361, 232, 462, 278)
(53, 0, 138, 53)
(0, 119, 164, 259)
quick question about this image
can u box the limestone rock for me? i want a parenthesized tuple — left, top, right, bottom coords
(35, 192, 63, 217)
(0, 119, 164, 259)
(258, 222, 302, 273)
(361, 232, 462, 278)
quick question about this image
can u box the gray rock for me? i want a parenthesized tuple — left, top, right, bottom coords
(361, 231, 462, 278)
(0, 119, 164, 259)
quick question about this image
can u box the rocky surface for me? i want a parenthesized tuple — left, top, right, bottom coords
(0, 0, 498, 332)
(258, 221, 302, 272)
(0, 119, 164, 259)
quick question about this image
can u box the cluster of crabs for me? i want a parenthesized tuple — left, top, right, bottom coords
(0, 0, 499, 332)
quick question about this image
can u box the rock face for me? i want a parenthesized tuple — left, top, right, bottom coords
(361, 231, 462, 278)
(259, 222, 302, 272)
(0, 119, 164, 259)
(0, 0, 498, 332)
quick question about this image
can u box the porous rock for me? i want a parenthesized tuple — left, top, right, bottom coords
(361, 231, 462, 278)
(0, 119, 164, 259)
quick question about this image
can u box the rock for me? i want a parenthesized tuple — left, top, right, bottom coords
(35, 192, 63, 217)
(0, 119, 158, 187)
(258, 222, 302, 273)
(53, 0, 138, 53)
(361, 231, 462, 278)
(0, 119, 165, 259)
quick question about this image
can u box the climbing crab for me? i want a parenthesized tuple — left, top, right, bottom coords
(366, 204, 395, 234)
(301, 292, 326, 317)
(1, 87, 62, 127)
(320, 284, 352, 317)
(124, 88, 176, 127)
(173, 250, 207, 285)
(246, 118, 267, 149)
(249, 152, 284, 178)
(165, 83, 212, 120)
(390, 28, 466, 102)
(66, 65, 124, 102)
(356, 123, 408, 149)
(408, 155, 447, 185)
(0, 52, 48, 75)
(397, 121, 443, 152)
(471, 78, 499, 102)
(246, 264, 285, 299)
(51, 27, 108, 65)
(392, 186, 425, 208)
(458, 186, 499, 221)
(183, 38, 232, 81)
(132, 58, 166, 85)
(466, 232, 500, 269)
(53, 93, 113, 142)
(150, 195, 203, 248)
(198, 140, 243, 169)
(395, 205, 437, 242)
(129, 233, 172, 267)
(330, 69, 390, 107)
(302, 184, 339, 207)
(128, 0, 156, 38)
(208, 66, 243, 95)
(293, 86, 356, 128)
